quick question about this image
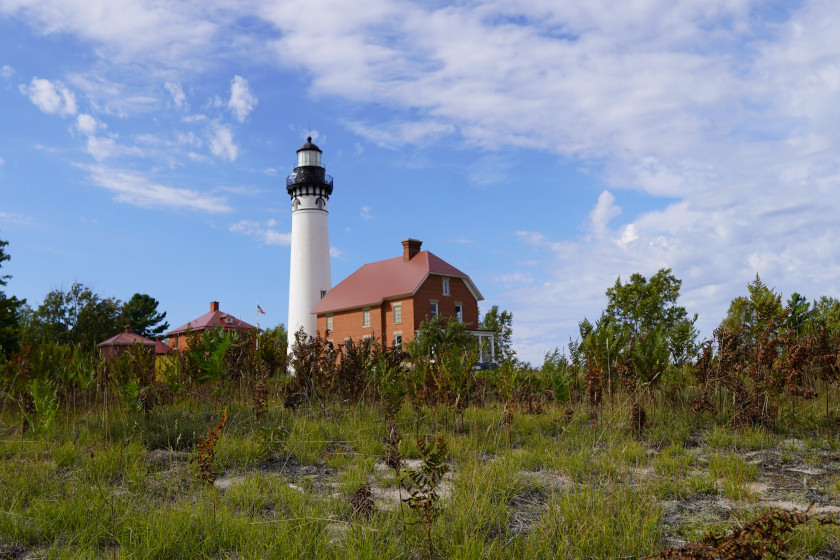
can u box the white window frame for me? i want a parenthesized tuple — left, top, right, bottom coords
(326, 313, 333, 332)
(430, 300, 438, 319)
(393, 303, 402, 325)
(442, 277, 450, 296)
(454, 303, 463, 322)
(363, 307, 371, 327)
(393, 331, 403, 348)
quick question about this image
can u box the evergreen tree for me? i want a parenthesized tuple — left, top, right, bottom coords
(121, 293, 169, 338)
(0, 238, 26, 356)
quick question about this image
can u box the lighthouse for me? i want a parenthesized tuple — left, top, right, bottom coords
(287, 137, 333, 339)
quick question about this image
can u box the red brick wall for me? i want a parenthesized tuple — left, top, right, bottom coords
(317, 274, 479, 347)
(318, 305, 383, 346)
(411, 275, 479, 330)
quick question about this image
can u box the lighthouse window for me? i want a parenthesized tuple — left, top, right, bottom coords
(363, 307, 371, 327)
(316, 197, 325, 209)
(293, 199, 300, 211)
(442, 277, 450, 296)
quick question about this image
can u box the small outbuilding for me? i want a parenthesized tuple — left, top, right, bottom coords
(165, 301, 258, 351)
(97, 325, 156, 362)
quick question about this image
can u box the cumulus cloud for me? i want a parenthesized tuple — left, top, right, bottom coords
(85, 165, 232, 212)
(588, 191, 621, 239)
(230, 219, 291, 246)
(209, 123, 237, 161)
(228, 75, 257, 122)
(20, 77, 77, 116)
(165, 81, 186, 108)
(75, 113, 99, 135)
(1, 65, 13, 78)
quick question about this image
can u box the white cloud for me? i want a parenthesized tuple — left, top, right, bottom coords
(1, 65, 13, 78)
(228, 75, 257, 122)
(75, 113, 99, 135)
(1, 0, 217, 66)
(230, 219, 291, 246)
(330, 246, 342, 258)
(0, 211, 31, 225)
(493, 272, 533, 285)
(85, 165, 232, 212)
(85, 134, 142, 162)
(20, 77, 77, 116)
(587, 191, 621, 239)
(165, 82, 186, 108)
(0, 156, 4, 166)
(176, 131, 201, 147)
(67, 73, 157, 117)
(359, 206, 373, 220)
(209, 123, 237, 161)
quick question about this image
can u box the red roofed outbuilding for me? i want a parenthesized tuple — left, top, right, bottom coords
(165, 301, 258, 351)
(313, 239, 489, 351)
(97, 325, 156, 362)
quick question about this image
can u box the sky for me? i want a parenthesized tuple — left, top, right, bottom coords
(2, 0, 840, 364)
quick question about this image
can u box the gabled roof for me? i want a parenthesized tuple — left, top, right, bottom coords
(166, 310, 256, 336)
(155, 339, 174, 355)
(98, 326, 156, 348)
(312, 250, 483, 315)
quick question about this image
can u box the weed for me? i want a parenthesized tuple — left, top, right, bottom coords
(401, 434, 450, 559)
(647, 504, 838, 559)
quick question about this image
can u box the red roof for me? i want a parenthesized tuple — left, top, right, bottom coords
(155, 339, 175, 355)
(166, 309, 257, 336)
(98, 326, 156, 347)
(312, 250, 483, 314)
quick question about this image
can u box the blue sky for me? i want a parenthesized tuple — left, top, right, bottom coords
(2, 0, 839, 363)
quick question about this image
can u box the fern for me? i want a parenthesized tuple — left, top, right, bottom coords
(400, 434, 449, 559)
(26, 377, 59, 435)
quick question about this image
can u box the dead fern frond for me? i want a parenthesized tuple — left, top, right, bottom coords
(630, 402, 647, 437)
(646, 503, 838, 559)
(383, 420, 403, 471)
(350, 482, 374, 519)
(253, 370, 269, 420)
(196, 407, 228, 485)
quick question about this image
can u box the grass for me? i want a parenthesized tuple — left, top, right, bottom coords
(1, 393, 839, 559)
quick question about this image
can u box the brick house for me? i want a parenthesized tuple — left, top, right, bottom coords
(312, 239, 495, 360)
(165, 301, 257, 351)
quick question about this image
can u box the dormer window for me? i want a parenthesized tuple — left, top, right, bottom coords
(225, 316, 234, 324)
(442, 277, 450, 296)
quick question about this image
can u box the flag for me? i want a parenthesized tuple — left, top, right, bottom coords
(257, 304, 266, 315)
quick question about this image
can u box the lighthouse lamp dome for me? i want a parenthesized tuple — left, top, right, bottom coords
(296, 136, 323, 168)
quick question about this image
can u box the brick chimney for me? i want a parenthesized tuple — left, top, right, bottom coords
(402, 238, 422, 261)
(211, 301, 220, 312)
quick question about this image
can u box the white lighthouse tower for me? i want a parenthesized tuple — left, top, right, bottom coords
(287, 137, 333, 338)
